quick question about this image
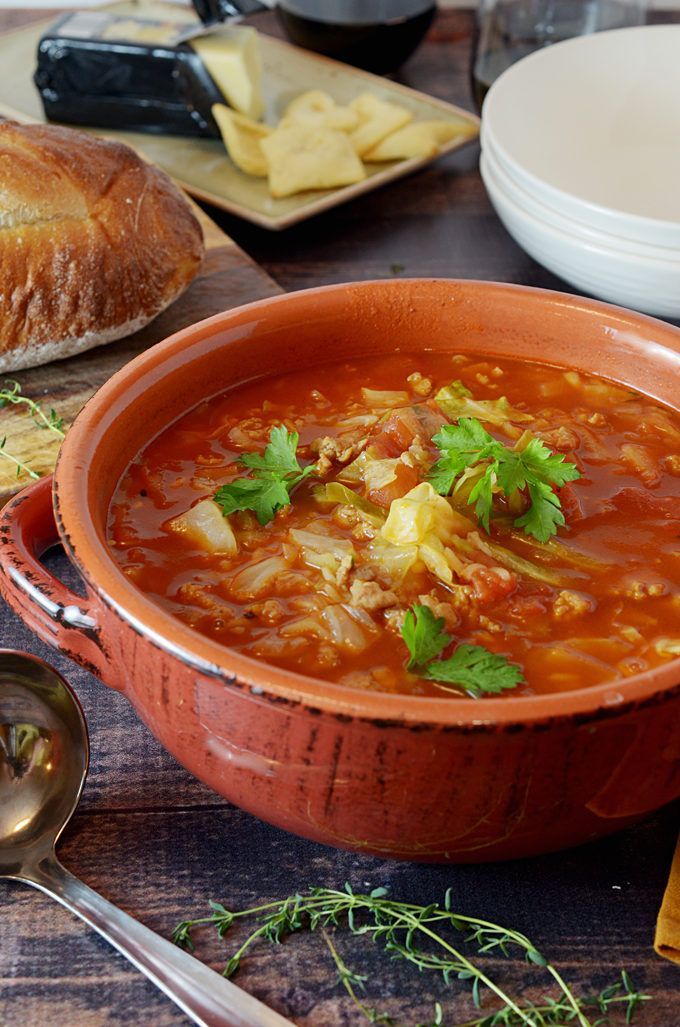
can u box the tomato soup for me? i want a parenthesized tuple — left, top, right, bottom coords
(107, 352, 680, 698)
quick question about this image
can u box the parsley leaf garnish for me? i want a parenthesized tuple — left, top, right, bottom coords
(401, 603, 524, 698)
(402, 604, 452, 671)
(424, 645, 525, 698)
(240, 425, 305, 478)
(214, 426, 315, 526)
(430, 418, 581, 542)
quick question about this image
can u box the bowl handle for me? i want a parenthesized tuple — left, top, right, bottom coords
(0, 476, 119, 689)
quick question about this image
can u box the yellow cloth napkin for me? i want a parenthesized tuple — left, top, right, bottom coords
(655, 836, 680, 964)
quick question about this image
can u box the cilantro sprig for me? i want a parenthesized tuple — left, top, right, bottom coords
(214, 425, 315, 526)
(429, 418, 581, 543)
(402, 604, 524, 698)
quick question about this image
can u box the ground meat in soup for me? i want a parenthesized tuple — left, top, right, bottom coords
(108, 352, 680, 698)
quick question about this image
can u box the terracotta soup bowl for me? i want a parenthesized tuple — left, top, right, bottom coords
(1, 280, 679, 862)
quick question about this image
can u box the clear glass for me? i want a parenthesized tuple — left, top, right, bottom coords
(471, 0, 649, 109)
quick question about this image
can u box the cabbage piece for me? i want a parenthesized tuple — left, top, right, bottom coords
(563, 371, 633, 404)
(280, 616, 330, 640)
(450, 532, 568, 587)
(363, 537, 419, 584)
(363, 458, 400, 491)
(380, 482, 467, 586)
(506, 529, 608, 573)
(335, 414, 379, 429)
(289, 528, 355, 584)
(313, 483, 385, 525)
(169, 498, 237, 555)
(336, 450, 370, 483)
(418, 536, 455, 585)
(381, 482, 460, 547)
(361, 388, 410, 408)
(435, 380, 533, 430)
(321, 604, 378, 652)
(230, 555, 291, 598)
(289, 529, 354, 555)
(655, 638, 680, 658)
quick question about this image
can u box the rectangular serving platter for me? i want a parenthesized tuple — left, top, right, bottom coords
(0, 0, 479, 230)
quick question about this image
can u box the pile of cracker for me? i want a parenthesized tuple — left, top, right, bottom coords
(213, 89, 475, 198)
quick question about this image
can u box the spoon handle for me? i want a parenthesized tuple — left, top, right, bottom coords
(27, 856, 295, 1027)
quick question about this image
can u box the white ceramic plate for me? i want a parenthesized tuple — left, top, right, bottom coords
(480, 149, 680, 318)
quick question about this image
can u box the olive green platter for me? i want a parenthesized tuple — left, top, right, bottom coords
(0, 0, 479, 230)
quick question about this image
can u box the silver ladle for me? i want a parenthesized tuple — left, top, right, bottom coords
(0, 650, 293, 1027)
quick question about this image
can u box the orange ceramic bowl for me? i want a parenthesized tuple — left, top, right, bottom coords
(2, 280, 679, 862)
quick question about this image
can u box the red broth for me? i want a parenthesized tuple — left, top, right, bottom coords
(108, 353, 680, 698)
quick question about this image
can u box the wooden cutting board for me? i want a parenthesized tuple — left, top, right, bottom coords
(0, 206, 282, 501)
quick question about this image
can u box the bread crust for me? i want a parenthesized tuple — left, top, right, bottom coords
(0, 123, 205, 371)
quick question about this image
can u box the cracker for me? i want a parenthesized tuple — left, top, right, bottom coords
(283, 89, 359, 132)
(261, 123, 366, 198)
(212, 104, 271, 177)
(349, 93, 413, 157)
(364, 120, 474, 161)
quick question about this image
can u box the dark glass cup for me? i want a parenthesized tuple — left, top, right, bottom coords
(471, 0, 649, 111)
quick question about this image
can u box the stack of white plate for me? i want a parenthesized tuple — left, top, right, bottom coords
(480, 25, 680, 318)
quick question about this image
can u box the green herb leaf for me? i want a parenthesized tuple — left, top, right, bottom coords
(171, 886, 650, 1027)
(429, 418, 497, 496)
(401, 604, 451, 671)
(514, 481, 566, 544)
(424, 643, 525, 698)
(241, 425, 304, 477)
(429, 417, 581, 542)
(401, 604, 524, 699)
(214, 426, 314, 526)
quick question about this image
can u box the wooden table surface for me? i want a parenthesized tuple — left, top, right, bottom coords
(1, 7, 679, 1027)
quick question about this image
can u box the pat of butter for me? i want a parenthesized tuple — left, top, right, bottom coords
(191, 27, 264, 122)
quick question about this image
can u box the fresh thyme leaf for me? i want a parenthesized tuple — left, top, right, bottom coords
(0, 435, 40, 480)
(0, 379, 65, 437)
(429, 417, 580, 542)
(402, 604, 451, 671)
(0, 379, 66, 481)
(214, 425, 314, 526)
(172, 887, 651, 1027)
(424, 644, 525, 698)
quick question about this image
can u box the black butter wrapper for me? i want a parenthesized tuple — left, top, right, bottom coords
(34, 12, 224, 138)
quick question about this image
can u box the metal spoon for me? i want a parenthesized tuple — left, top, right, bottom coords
(0, 650, 293, 1027)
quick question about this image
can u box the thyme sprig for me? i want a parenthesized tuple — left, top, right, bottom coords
(172, 885, 649, 1027)
(455, 971, 650, 1026)
(0, 380, 65, 436)
(0, 380, 66, 480)
(0, 437, 40, 480)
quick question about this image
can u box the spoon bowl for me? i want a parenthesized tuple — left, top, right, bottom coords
(0, 649, 293, 1027)
(0, 651, 87, 875)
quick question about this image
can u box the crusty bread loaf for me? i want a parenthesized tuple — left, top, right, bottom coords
(0, 122, 204, 372)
